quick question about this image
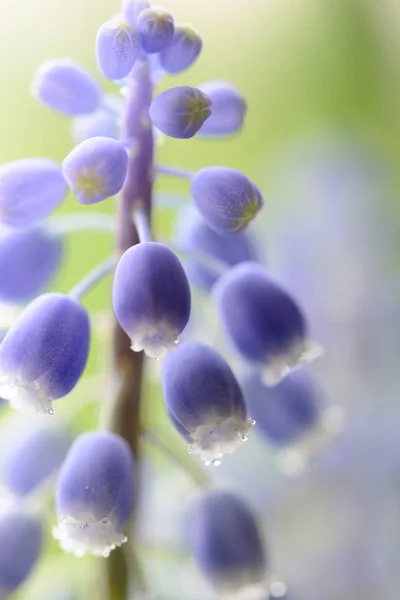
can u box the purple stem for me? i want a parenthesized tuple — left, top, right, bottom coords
(106, 59, 154, 600)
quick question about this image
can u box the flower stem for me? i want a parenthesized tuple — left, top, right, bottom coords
(133, 205, 152, 243)
(105, 59, 154, 600)
(68, 256, 116, 301)
(156, 164, 194, 180)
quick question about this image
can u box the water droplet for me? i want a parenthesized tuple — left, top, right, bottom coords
(250, 418, 256, 426)
(240, 434, 248, 442)
(102, 518, 108, 524)
(48, 406, 55, 415)
(212, 459, 221, 467)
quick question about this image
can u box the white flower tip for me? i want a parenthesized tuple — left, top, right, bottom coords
(186, 415, 254, 464)
(53, 515, 127, 558)
(130, 323, 180, 359)
(261, 338, 324, 387)
(0, 375, 53, 415)
(216, 573, 269, 600)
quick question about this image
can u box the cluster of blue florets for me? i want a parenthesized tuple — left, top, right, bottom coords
(0, 1, 341, 598)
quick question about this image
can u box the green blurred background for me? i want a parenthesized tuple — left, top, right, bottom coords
(1, 0, 400, 598)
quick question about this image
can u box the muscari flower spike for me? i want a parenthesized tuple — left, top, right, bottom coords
(0, 225, 63, 304)
(149, 86, 211, 139)
(53, 432, 135, 557)
(3, 426, 71, 497)
(191, 167, 263, 235)
(113, 242, 191, 358)
(198, 81, 247, 137)
(214, 263, 322, 385)
(96, 19, 139, 81)
(176, 211, 257, 290)
(0, 508, 43, 598)
(0, 293, 90, 414)
(0, 158, 67, 228)
(122, 0, 150, 26)
(137, 7, 175, 53)
(62, 136, 128, 204)
(189, 491, 268, 600)
(159, 24, 202, 74)
(32, 59, 102, 116)
(162, 341, 254, 465)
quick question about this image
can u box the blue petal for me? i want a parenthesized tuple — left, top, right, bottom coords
(191, 167, 263, 235)
(214, 263, 308, 369)
(0, 158, 67, 228)
(189, 491, 267, 596)
(242, 369, 320, 446)
(54, 432, 135, 556)
(62, 137, 128, 204)
(198, 81, 247, 137)
(159, 25, 202, 74)
(32, 59, 102, 116)
(0, 225, 63, 303)
(113, 242, 191, 358)
(0, 509, 43, 595)
(137, 8, 175, 54)
(0, 293, 90, 413)
(96, 20, 139, 81)
(3, 426, 71, 496)
(149, 86, 211, 139)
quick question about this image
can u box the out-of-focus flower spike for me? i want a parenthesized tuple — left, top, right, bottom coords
(0, 225, 63, 304)
(242, 369, 344, 475)
(96, 19, 139, 81)
(214, 263, 323, 385)
(159, 24, 202, 74)
(188, 490, 268, 599)
(0, 508, 43, 597)
(176, 211, 257, 290)
(32, 59, 102, 116)
(3, 426, 71, 497)
(191, 167, 263, 235)
(62, 137, 128, 204)
(112, 242, 191, 358)
(0, 158, 67, 228)
(0, 293, 90, 414)
(122, 0, 150, 26)
(53, 432, 135, 557)
(149, 86, 211, 139)
(198, 81, 247, 137)
(137, 7, 175, 53)
(162, 341, 253, 464)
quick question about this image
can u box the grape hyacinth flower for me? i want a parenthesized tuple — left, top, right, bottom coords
(162, 341, 254, 464)
(0, 225, 63, 304)
(242, 369, 344, 475)
(0, 159, 67, 228)
(191, 167, 263, 235)
(137, 7, 175, 53)
(32, 59, 102, 116)
(159, 24, 202, 74)
(199, 81, 247, 137)
(96, 19, 139, 81)
(176, 212, 257, 289)
(113, 242, 191, 358)
(0, 508, 43, 598)
(3, 426, 71, 497)
(189, 491, 268, 599)
(214, 263, 322, 385)
(0, 293, 90, 414)
(62, 137, 129, 204)
(149, 86, 211, 139)
(53, 432, 135, 557)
